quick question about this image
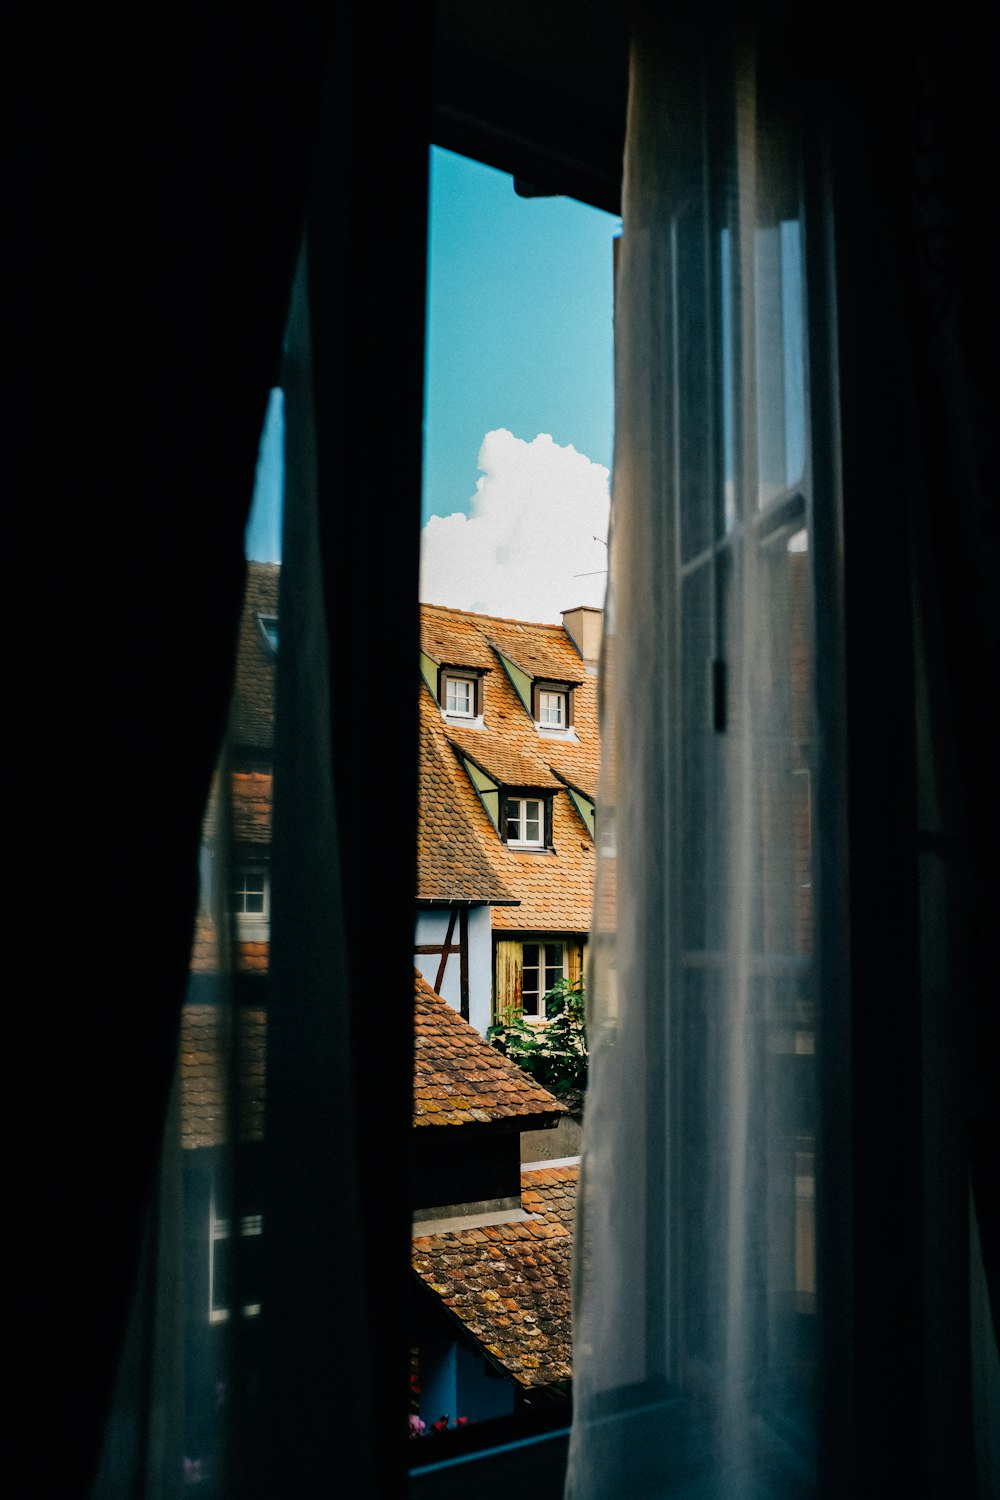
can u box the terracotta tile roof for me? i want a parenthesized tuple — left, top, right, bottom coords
(445, 731, 562, 790)
(417, 719, 514, 904)
(189, 919, 270, 975)
(418, 604, 601, 934)
(489, 792, 596, 932)
(412, 971, 565, 1128)
(412, 1164, 578, 1388)
(485, 624, 586, 686)
(180, 1004, 266, 1148)
(201, 769, 272, 847)
(228, 562, 278, 753)
(421, 612, 496, 672)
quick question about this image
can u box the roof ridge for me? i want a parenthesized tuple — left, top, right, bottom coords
(421, 601, 569, 633)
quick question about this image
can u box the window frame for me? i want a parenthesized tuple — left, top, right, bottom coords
(230, 864, 270, 925)
(503, 792, 548, 849)
(532, 679, 574, 732)
(520, 939, 567, 1020)
(440, 669, 481, 721)
(208, 1202, 264, 1326)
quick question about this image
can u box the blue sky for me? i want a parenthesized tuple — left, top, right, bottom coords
(422, 147, 618, 526)
(245, 147, 620, 620)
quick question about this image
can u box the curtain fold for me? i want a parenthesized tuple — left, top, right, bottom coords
(568, 10, 826, 1497)
(567, 4, 999, 1497)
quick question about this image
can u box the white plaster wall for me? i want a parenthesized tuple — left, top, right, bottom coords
(414, 906, 493, 1037)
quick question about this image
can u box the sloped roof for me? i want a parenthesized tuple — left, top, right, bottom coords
(412, 1164, 578, 1388)
(228, 562, 278, 753)
(418, 603, 601, 932)
(412, 970, 565, 1129)
(485, 624, 586, 686)
(189, 920, 269, 975)
(445, 730, 562, 791)
(417, 723, 515, 904)
(421, 612, 496, 672)
(201, 769, 272, 847)
(180, 1004, 266, 1148)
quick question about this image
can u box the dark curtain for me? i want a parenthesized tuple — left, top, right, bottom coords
(823, 9, 999, 1488)
(9, 5, 423, 1493)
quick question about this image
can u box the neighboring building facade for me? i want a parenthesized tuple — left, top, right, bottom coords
(416, 602, 602, 1037)
(191, 561, 279, 984)
(409, 969, 576, 1426)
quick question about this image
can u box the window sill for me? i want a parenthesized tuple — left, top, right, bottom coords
(442, 711, 486, 730)
(535, 724, 578, 742)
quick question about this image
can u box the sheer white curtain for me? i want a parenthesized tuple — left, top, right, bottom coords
(568, 15, 824, 1498)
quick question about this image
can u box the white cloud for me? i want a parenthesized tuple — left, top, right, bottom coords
(420, 430, 610, 623)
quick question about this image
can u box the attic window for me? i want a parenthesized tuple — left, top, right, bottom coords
(257, 614, 279, 659)
(443, 672, 477, 718)
(232, 866, 269, 918)
(532, 679, 574, 733)
(505, 796, 545, 848)
(538, 688, 567, 727)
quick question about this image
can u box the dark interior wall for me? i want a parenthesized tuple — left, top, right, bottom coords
(411, 1131, 524, 1214)
(10, 6, 336, 1491)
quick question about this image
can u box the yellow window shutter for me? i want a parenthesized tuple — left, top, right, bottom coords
(494, 940, 523, 1022)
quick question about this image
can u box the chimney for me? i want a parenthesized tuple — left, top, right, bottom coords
(561, 606, 603, 666)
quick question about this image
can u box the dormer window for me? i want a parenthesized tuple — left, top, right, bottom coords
(505, 796, 544, 848)
(537, 689, 567, 727)
(257, 613, 279, 659)
(532, 679, 575, 735)
(443, 673, 476, 718)
(231, 866, 270, 921)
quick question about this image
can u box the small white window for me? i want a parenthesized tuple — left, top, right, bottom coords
(209, 1207, 264, 1324)
(538, 689, 566, 727)
(443, 674, 475, 718)
(232, 867, 269, 918)
(506, 796, 544, 847)
(521, 941, 565, 1018)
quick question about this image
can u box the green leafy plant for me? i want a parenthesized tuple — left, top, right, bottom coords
(487, 977, 588, 1095)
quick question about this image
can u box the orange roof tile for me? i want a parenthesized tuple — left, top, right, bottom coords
(445, 732, 562, 791)
(201, 769, 272, 846)
(421, 612, 496, 672)
(228, 562, 278, 753)
(412, 1164, 578, 1388)
(418, 603, 601, 935)
(180, 1004, 266, 1149)
(189, 918, 270, 975)
(412, 971, 565, 1129)
(417, 719, 515, 904)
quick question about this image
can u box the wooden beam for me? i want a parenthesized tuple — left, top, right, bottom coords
(434, 906, 458, 993)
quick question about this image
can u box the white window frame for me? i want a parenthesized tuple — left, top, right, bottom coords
(231, 865, 270, 920)
(520, 940, 567, 1020)
(537, 688, 567, 727)
(441, 671, 477, 719)
(534, 680, 577, 738)
(505, 795, 545, 848)
(209, 1203, 264, 1324)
